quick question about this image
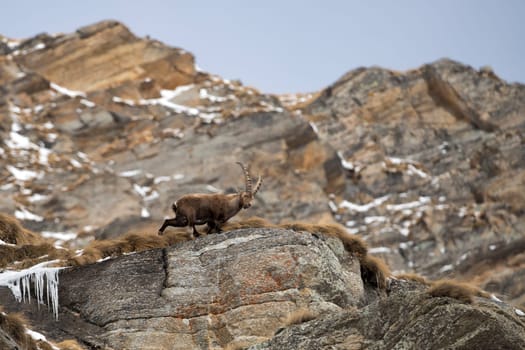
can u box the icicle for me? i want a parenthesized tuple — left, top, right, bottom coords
(0, 260, 64, 320)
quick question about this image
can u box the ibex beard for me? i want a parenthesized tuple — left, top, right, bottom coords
(158, 162, 262, 237)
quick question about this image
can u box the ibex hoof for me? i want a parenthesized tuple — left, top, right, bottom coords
(158, 230, 164, 236)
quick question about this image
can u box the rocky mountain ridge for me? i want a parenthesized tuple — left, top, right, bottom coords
(1, 20, 525, 349)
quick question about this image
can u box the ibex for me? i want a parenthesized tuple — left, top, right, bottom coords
(158, 162, 262, 237)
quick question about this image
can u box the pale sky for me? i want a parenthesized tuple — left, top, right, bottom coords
(1, 1, 524, 93)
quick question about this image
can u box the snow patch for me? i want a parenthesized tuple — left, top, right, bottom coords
(386, 196, 430, 211)
(439, 264, 453, 273)
(7, 165, 42, 181)
(173, 173, 185, 181)
(206, 185, 222, 193)
(112, 96, 136, 105)
(154, 176, 171, 184)
(133, 184, 151, 198)
(41, 231, 77, 241)
(339, 195, 390, 213)
(119, 169, 142, 177)
(50, 82, 86, 98)
(369, 247, 392, 254)
(80, 99, 96, 108)
(15, 207, 44, 222)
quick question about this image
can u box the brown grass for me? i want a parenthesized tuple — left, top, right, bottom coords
(68, 230, 192, 266)
(223, 340, 253, 350)
(395, 273, 431, 286)
(56, 339, 86, 350)
(0, 243, 72, 269)
(427, 279, 489, 303)
(37, 341, 55, 350)
(0, 213, 44, 245)
(280, 222, 368, 259)
(0, 309, 38, 350)
(360, 255, 391, 289)
(222, 217, 277, 231)
(279, 221, 392, 291)
(282, 308, 317, 326)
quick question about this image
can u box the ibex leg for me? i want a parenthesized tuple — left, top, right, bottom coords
(158, 216, 188, 235)
(206, 221, 221, 234)
(192, 225, 201, 237)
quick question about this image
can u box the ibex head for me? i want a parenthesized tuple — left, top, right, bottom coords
(236, 162, 263, 209)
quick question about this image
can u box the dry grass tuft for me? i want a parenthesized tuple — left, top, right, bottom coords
(0, 213, 44, 245)
(123, 232, 168, 252)
(279, 221, 319, 233)
(282, 308, 317, 326)
(56, 339, 86, 350)
(1, 243, 72, 269)
(161, 230, 192, 245)
(395, 273, 431, 286)
(0, 309, 38, 350)
(360, 255, 391, 289)
(68, 248, 103, 266)
(223, 340, 253, 350)
(37, 340, 55, 350)
(67, 230, 194, 266)
(427, 279, 489, 303)
(223, 217, 277, 231)
(280, 222, 368, 259)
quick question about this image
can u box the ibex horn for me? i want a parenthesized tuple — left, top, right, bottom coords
(253, 176, 263, 196)
(236, 162, 252, 192)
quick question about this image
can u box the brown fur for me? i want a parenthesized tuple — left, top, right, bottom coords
(282, 308, 317, 326)
(0, 310, 38, 350)
(427, 279, 489, 303)
(158, 162, 262, 236)
(360, 255, 391, 289)
(395, 273, 431, 286)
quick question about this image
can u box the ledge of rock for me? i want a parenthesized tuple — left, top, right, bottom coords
(2, 227, 524, 349)
(1, 228, 363, 349)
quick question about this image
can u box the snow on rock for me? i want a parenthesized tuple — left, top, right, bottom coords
(0, 260, 64, 320)
(141, 207, 150, 218)
(7, 165, 42, 181)
(368, 247, 392, 254)
(339, 195, 390, 213)
(15, 207, 44, 222)
(139, 88, 199, 116)
(153, 175, 171, 184)
(50, 82, 86, 98)
(41, 231, 77, 241)
(119, 169, 142, 177)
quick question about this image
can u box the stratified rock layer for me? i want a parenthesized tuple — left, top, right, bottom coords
(2, 228, 364, 349)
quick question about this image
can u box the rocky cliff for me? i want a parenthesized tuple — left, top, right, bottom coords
(1, 20, 524, 349)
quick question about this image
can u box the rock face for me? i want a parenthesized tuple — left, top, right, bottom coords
(1, 228, 362, 349)
(254, 281, 525, 350)
(2, 228, 524, 349)
(301, 59, 525, 307)
(1, 19, 525, 349)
